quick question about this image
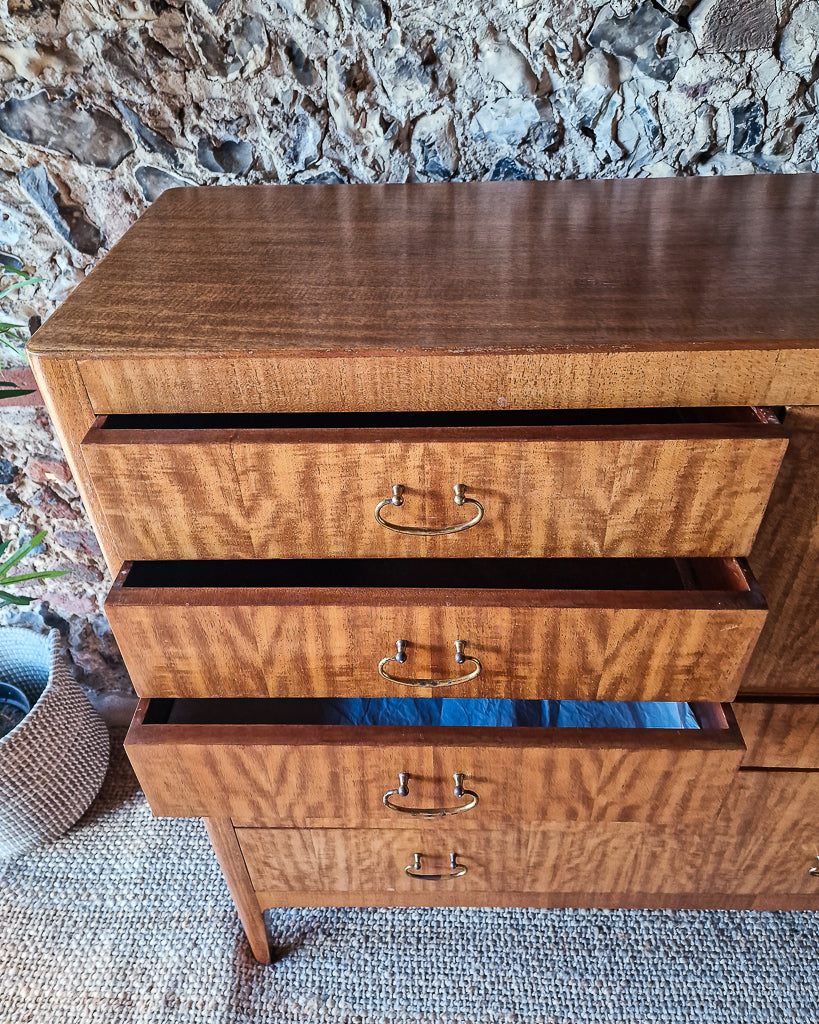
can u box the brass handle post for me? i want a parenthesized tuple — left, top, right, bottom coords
(405, 852, 467, 881)
(374, 483, 484, 536)
(378, 639, 481, 688)
(383, 772, 479, 818)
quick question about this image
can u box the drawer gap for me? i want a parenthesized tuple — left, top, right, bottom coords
(139, 697, 724, 731)
(97, 407, 774, 431)
(119, 556, 752, 593)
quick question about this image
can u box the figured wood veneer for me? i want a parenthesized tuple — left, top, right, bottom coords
(204, 817, 271, 964)
(238, 772, 819, 910)
(124, 698, 745, 828)
(701, 768, 819, 897)
(73, 349, 819, 415)
(27, 178, 819, 357)
(27, 178, 819, 959)
(107, 560, 766, 701)
(240, 769, 819, 911)
(745, 407, 819, 694)
(238, 824, 708, 897)
(27, 357, 121, 574)
(81, 420, 786, 560)
(733, 700, 819, 768)
(27, 178, 819, 413)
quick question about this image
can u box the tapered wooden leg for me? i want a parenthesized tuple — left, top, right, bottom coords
(204, 816, 271, 964)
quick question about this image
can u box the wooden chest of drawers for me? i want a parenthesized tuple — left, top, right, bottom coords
(28, 177, 819, 964)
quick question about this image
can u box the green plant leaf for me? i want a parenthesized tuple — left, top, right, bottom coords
(0, 335, 26, 354)
(0, 278, 41, 302)
(0, 529, 69, 604)
(0, 267, 35, 281)
(0, 530, 47, 575)
(0, 382, 34, 399)
(0, 569, 69, 585)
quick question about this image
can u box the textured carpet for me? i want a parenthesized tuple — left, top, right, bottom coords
(1, 737, 817, 1024)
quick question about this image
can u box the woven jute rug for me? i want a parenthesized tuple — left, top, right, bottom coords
(1, 736, 817, 1024)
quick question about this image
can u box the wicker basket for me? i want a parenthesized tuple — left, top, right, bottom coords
(0, 627, 109, 859)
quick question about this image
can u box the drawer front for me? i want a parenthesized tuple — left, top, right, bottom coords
(125, 699, 744, 827)
(73, 352, 819, 417)
(237, 824, 708, 901)
(734, 699, 819, 768)
(702, 770, 819, 896)
(239, 770, 819, 909)
(108, 558, 766, 702)
(744, 407, 819, 695)
(81, 412, 786, 560)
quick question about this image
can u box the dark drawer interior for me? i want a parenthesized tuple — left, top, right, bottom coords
(98, 406, 778, 433)
(141, 696, 709, 730)
(120, 556, 753, 594)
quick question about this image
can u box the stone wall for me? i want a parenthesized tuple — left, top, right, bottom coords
(0, 408, 130, 710)
(0, 0, 818, 700)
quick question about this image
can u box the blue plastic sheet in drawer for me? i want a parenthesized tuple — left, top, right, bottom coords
(312, 699, 699, 729)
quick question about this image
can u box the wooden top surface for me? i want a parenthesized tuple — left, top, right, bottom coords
(28, 175, 819, 358)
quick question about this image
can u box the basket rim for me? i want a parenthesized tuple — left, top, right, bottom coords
(0, 627, 62, 748)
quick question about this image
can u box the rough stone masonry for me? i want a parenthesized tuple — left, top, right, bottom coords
(0, 0, 817, 702)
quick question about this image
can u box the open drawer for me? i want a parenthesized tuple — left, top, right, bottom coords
(107, 556, 767, 702)
(81, 407, 786, 560)
(125, 698, 744, 828)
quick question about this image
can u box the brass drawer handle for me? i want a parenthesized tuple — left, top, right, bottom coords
(405, 852, 467, 881)
(378, 639, 482, 688)
(374, 483, 484, 535)
(383, 772, 479, 818)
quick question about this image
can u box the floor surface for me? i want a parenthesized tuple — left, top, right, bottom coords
(1, 735, 817, 1024)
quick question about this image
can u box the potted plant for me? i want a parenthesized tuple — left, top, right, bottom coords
(0, 267, 109, 858)
(0, 264, 39, 401)
(0, 536, 110, 859)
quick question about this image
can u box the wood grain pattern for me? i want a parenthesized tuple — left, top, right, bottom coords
(745, 407, 819, 694)
(82, 429, 255, 560)
(124, 698, 744, 827)
(734, 700, 819, 768)
(239, 767, 819, 909)
(76, 348, 819, 415)
(81, 424, 786, 560)
(27, 177, 819, 359)
(31, 177, 819, 933)
(203, 817, 270, 964)
(26, 355, 122, 576)
(107, 563, 766, 701)
(702, 769, 819, 896)
(238, 824, 706, 896)
(249, 889, 819, 911)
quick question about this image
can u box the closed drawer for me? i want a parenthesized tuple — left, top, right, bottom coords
(733, 698, 819, 768)
(108, 557, 766, 702)
(237, 824, 710, 905)
(239, 768, 819, 910)
(125, 698, 744, 828)
(81, 408, 786, 560)
(702, 769, 819, 898)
